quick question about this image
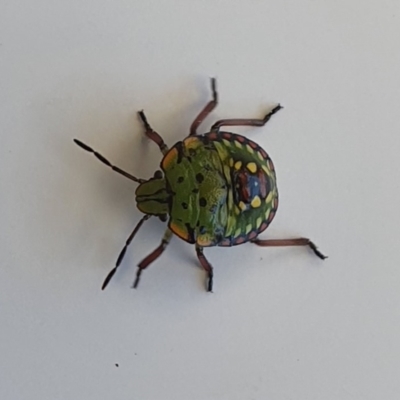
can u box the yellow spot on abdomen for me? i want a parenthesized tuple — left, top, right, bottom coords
(239, 201, 247, 211)
(251, 195, 262, 208)
(257, 151, 264, 161)
(245, 224, 252, 234)
(234, 141, 243, 149)
(256, 217, 262, 229)
(262, 165, 270, 175)
(247, 162, 257, 173)
(197, 236, 212, 246)
(222, 139, 230, 147)
(246, 144, 254, 154)
(223, 165, 232, 183)
(229, 158, 234, 167)
(234, 161, 242, 170)
(234, 228, 242, 238)
(265, 191, 273, 204)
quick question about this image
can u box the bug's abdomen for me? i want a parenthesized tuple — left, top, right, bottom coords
(205, 132, 279, 246)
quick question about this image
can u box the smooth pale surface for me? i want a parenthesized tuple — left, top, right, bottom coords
(1, 1, 400, 399)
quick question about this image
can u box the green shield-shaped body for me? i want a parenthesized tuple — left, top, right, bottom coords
(161, 132, 278, 247)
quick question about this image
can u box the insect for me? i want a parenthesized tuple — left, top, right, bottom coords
(74, 78, 326, 292)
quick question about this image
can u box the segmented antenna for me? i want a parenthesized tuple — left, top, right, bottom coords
(74, 139, 145, 183)
(102, 214, 151, 290)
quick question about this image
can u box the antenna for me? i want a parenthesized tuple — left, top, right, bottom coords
(74, 139, 145, 183)
(102, 214, 151, 290)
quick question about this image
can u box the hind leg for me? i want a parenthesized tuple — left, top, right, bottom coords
(253, 237, 327, 260)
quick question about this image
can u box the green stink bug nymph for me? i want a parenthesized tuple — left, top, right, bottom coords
(74, 79, 326, 292)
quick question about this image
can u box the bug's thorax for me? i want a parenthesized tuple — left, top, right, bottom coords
(135, 176, 170, 217)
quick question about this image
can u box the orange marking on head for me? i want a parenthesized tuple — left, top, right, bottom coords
(161, 148, 178, 169)
(169, 221, 189, 241)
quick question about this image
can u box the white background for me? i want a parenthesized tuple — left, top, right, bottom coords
(1, 1, 400, 399)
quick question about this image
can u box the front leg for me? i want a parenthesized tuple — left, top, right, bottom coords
(138, 110, 169, 155)
(133, 229, 173, 289)
(190, 78, 218, 136)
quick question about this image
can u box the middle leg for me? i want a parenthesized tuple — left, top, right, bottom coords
(195, 245, 214, 292)
(133, 229, 173, 289)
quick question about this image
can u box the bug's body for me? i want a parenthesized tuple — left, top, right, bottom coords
(137, 132, 278, 247)
(74, 78, 326, 292)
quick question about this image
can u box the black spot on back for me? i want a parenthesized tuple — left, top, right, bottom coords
(196, 173, 204, 183)
(177, 176, 184, 183)
(192, 188, 199, 194)
(175, 141, 184, 163)
(199, 198, 207, 207)
(181, 202, 188, 209)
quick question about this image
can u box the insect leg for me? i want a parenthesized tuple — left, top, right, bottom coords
(74, 139, 145, 183)
(138, 111, 169, 155)
(133, 229, 173, 289)
(101, 215, 151, 290)
(252, 237, 327, 260)
(195, 245, 214, 292)
(211, 104, 282, 132)
(190, 78, 218, 136)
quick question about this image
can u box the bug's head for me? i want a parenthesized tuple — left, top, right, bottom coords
(135, 170, 169, 221)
